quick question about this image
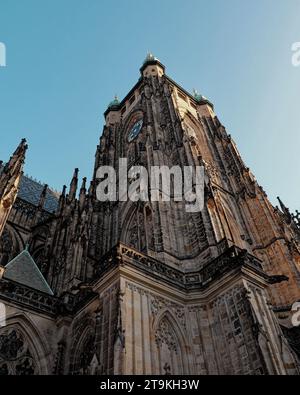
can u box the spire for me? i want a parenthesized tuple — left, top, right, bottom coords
(140, 52, 165, 76)
(88, 180, 95, 201)
(79, 177, 87, 208)
(193, 89, 202, 102)
(12, 138, 27, 157)
(3, 138, 27, 175)
(143, 52, 159, 64)
(61, 184, 67, 197)
(107, 95, 120, 109)
(0, 139, 28, 237)
(68, 168, 79, 201)
(57, 185, 67, 213)
(38, 184, 48, 210)
(277, 196, 292, 224)
(80, 177, 87, 193)
(192, 89, 214, 108)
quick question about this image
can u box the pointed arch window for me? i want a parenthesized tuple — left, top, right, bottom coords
(154, 313, 189, 375)
(0, 327, 39, 375)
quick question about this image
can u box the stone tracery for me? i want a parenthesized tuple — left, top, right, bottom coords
(0, 327, 38, 375)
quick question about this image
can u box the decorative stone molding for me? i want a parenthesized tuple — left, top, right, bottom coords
(125, 282, 186, 329)
(155, 317, 178, 352)
(98, 242, 265, 292)
(0, 328, 38, 375)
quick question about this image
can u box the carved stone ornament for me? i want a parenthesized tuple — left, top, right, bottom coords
(0, 328, 37, 375)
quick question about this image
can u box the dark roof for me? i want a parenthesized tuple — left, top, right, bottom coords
(0, 162, 59, 213)
(19, 175, 59, 213)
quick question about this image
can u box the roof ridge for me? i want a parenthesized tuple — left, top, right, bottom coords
(4, 249, 54, 296)
(22, 173, 59, 195)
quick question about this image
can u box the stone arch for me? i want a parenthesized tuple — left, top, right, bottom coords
(0, 313, 51, 375)
(30, 225, 50, 257)
(183, 111, 200, 135)
(0, 224, 23, 266)
(219, 194, 244, 247)
(122, 204, 141, 251)
(31, 245, 48, 275)
(121, 202, 148, 253)
(183, 111, 212, 161)
(153, 309, 190, 375)
(69, 316, 96, 375)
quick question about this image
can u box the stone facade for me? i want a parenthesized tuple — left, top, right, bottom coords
(0, 55, 299, 375)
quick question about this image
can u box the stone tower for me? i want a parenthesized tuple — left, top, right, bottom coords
(0, 139, 27, 237)
(0, 55, 299, 375)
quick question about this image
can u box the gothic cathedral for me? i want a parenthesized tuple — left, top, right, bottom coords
(0, 55, 300, 375)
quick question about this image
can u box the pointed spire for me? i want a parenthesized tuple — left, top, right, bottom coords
(13, 138, 27, 156)
(0, 138, 27, 201)
(38, 184, 48, 210)
(79, 177, 87, 208)
(61, 185, 67, 197)
(0, 139, 28, 236)
(69, 168, 79, 200)
(3, 138, 27, 175)
(140, 52, 165, 76)
(57, 185, 67, 213)
(277, 196, 292, 223)
(88, 180, 94, 195)
(80, 177, 87, 193)
(143, 52, 159, 64)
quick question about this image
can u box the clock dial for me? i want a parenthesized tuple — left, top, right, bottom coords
(128, 119, 143, 142)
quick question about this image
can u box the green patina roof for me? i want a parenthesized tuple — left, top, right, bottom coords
(143, 52, 159, 65)
(107, 96, 120, 109)
(4, 248, 54, 295)
(193, 89, 212, 107)
(193, 89, 204, 102)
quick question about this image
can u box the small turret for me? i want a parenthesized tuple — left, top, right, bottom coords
(68, 168, 79, 201)
(0, 138, 28, 196)
(104, 96, 121, 126)
(79, 177, 87, 209)
(0, 139, 28, 237)
(277, 196, 292, 224)
(140, 53, 165, 78)
(57, 185, 67, 213)
(38, 184, 48, 210)
(193, 89, 214, 109)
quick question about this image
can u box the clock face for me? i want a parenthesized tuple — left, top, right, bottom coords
(128, 119, 143, 142)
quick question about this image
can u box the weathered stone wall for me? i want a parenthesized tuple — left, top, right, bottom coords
(0, 302, 58, 374)
(117, 266, 298, 375)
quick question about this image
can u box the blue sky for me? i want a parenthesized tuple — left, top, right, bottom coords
(0, 0, 299, 211)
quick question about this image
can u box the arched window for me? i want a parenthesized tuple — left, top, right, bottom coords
(154, 313, 190, 375)
(0, 327, 39, 375)
(123, 205, 148, 253)
(0, 229, 14, 266)
(69, 323, 98, 375)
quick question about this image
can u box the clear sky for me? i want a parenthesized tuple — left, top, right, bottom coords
(0, 0, 299, 211)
